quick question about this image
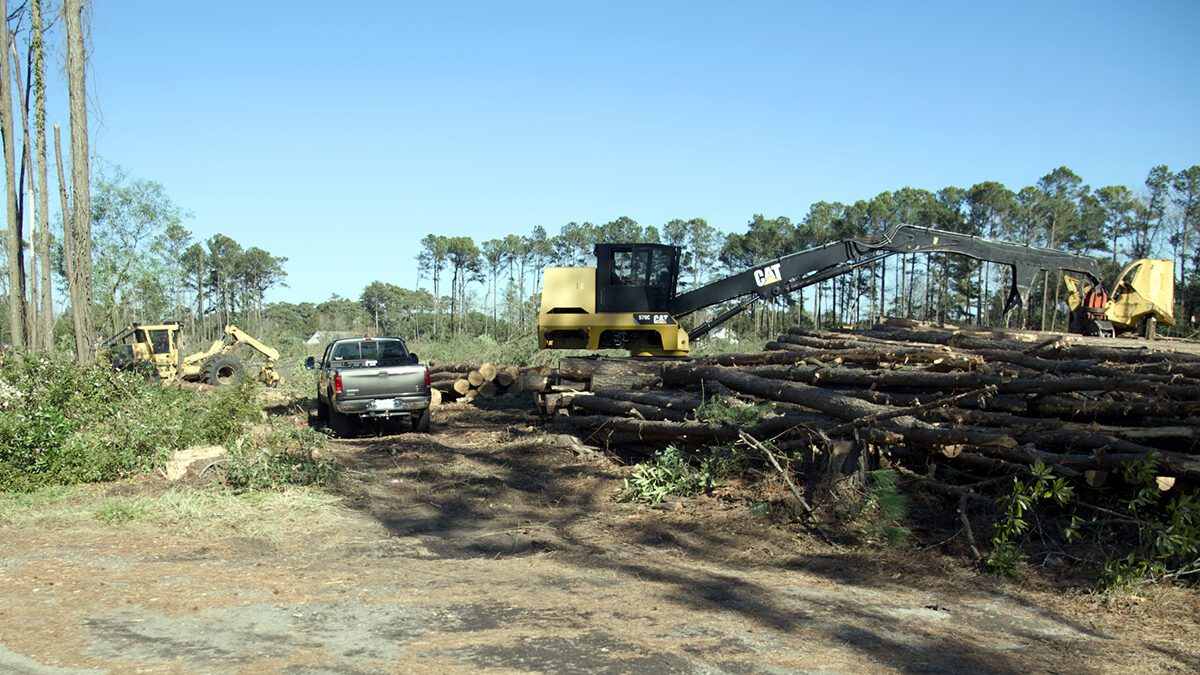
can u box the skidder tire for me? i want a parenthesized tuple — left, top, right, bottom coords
(205, 356, 244, 386)
(412, 406, 431, 433)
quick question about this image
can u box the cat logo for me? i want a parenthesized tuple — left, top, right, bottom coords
(754, 263, 783, 287)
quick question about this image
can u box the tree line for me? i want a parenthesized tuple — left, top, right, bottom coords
(254, 163, 1198, 347)
(269, 164, 1195, 345)
(0, 4, 289, 359)
(1, 162, 290, 349)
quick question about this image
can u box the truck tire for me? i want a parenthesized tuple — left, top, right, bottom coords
(316, 394, 329, 422)
(330, 408, 353, 437)
(205, 356, 244, 386)
(412, 406, 431, 433)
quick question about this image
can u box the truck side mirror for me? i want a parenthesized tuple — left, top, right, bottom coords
(408, 352, 419, 364)
(304, 356, 316, 370)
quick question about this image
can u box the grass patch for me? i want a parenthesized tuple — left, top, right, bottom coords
(0, 482, 349, 543)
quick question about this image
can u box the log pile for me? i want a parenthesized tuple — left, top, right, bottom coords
(532, 326, 1200, 491)
(427, 361, 541, 405)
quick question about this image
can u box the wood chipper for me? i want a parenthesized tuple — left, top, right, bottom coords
(97, 322, 282, 386)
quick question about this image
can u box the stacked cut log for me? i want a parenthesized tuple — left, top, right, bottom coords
(533, 326, 1200, 493)
(427, 361, 539, 404)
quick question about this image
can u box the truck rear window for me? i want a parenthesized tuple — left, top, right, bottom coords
(331, 339, 409, 361)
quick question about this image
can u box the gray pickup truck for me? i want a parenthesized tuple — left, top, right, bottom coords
(306, 336, 431, 435)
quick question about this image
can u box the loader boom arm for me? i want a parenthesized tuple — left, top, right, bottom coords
(670, 224, 1104, 340)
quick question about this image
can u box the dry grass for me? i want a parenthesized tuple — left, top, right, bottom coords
(0, 482, 350, 543)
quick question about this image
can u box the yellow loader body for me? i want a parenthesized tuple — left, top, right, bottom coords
(537, 267, 690, 357)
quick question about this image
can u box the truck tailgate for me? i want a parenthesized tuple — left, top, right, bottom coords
(338, 366, 426, 399)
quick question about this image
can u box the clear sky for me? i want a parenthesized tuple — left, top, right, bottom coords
(71, 0, 1200, 304)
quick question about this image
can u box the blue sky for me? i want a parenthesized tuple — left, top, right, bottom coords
(70, 0, 1200, 303)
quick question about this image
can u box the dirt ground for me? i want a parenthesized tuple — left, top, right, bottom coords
(1, 402, 1198, 674)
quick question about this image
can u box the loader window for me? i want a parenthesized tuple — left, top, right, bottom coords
(612, 250, 635, 286)
(610, 248, 673, 287)
(148, 330, 170, 355)
(1114, 263, 1142, 300)
(593, 242, 680, 313)
(649, 248, 673, 287)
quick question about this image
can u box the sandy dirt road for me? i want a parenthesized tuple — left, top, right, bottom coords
(1, 405, 1197, 674)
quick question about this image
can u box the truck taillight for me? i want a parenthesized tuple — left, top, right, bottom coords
(334, 374, 343, 394)
(424, 369, 431, 387)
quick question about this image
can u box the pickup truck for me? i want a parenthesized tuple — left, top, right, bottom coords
(305, 336, 431, 435)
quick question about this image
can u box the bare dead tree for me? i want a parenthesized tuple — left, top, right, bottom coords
(65, 0, 91, 363)
(0, 3, 28, 349)
(54, 122, 71, 331)
(12, 32, 38, 348)
(33, 0, 50, 349)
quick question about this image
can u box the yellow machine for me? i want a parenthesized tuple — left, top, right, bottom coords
(539, 262, 691, 356)
(1066, 259, 1175, 339)
(539, 226, 1178, 357)
(97, 322, 282, 386)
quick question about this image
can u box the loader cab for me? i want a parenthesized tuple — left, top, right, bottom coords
(537, 242, 690, 356)
(141, 327, 173, 357)
(95, 321, 181, 378)
(133, 323, 182, 377)
(594, 243, 681, 313)
(1107, 259, 1174, 334)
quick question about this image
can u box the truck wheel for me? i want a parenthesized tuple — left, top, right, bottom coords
(412, 407, 431, 433)
(1142, 316, 1157, 340)
(330, 408, 352, 437)
(316, 394, 329, 422)
(205, 356, 244, 386)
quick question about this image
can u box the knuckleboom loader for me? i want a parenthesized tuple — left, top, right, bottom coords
(538, 224, 1174, 357)
(97, 322, 282, 387)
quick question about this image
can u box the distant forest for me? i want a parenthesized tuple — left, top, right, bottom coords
(4, 164, 1200, 353)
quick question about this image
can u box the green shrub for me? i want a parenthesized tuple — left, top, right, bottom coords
(623, 445, 706, 504)
(221, 419, 334, 492)
(987, 462, 1076, 576)
(1098, 454, 1200, 589)
(862, 469, 912, 546)
(832, 468, 913, 547)
(694, 395, 774, 426)
(0, 353, 263, 492)
(622, 443, 749, 504)
(195, 380, 262, 445)
(981, 456, 1200, 588)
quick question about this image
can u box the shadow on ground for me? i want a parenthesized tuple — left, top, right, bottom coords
(310, 404, 1158, 673)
